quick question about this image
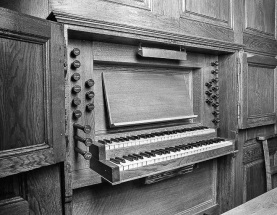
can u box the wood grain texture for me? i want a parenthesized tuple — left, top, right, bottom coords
(27, 164, 63, 215)
(0, 7, 50, 39)
(0, 38, 45, 150)
(74, 160, 216, 215)
(243, 33, 277, 56)
(67, 39, 94, 172)
(93, 42, 202, 69)
(243, 159, 266, 202)
(50, 22, 66, 162)
(103, 72, 195, 127)
(50, 0, 239, 50)
(0, 197, 29, 215)
(239, 53, 277, 129)
(218, 53, 238, 140)
(72, 169, 102, 189)
(0, 146, 55, 177)
(152, 0, 180, 19)
(245, 0, 275, 36)
(91, 143, 234, 184)
(94, 64, 196, 134)
(0, 0, 49, 19)
(183, 0, 230, 26)
(223, 187, 277, 215)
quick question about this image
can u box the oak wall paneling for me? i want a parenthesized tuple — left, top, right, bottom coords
(243, 0, 277, 55)
(0, 8, 65, 178)
(238, 53, 277, 129)
(50, 0, 243, 53)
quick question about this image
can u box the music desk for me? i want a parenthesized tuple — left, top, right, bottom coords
(222, 188, 277, 215)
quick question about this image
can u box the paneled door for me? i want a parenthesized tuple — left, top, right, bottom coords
(0, 7, 65, 178)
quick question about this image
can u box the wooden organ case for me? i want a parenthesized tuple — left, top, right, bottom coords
(66, 36, 236, 215)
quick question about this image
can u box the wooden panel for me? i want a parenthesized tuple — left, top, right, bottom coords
(0, 0, 49, 19)
(74, 160, 217, 215)
(0, 197, 29, 215)
(182, 0, 230, 26)
(103, 72, 195, 127)
(239, 53, 277, 129)
(27, 164, 63, 215)
(245, 0, 275, 37)
(247, 67, 274, 116)
(243, 160, 266, 202)
(0, 7, 65, 177)
(51, 0, 238, 51)
(0, 38, 44, 150)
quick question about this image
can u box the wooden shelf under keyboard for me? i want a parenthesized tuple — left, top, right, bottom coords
(90, 141, 235, 184)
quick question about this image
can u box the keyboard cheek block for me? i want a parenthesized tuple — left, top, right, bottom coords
(90, 139, 235, 184)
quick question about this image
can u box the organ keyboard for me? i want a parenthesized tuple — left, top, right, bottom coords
(90, 124, 235, 184)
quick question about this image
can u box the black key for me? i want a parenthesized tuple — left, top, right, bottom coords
(151, 150, 162, 155)
(173, 146, 181, 151)
(123, 155, 134, 161)
(140, 152, 151, 158)
(129, 136, 137, 140)
(165, 147, 177, 152)
(110, 158, 120, 164)
(98, 140, 106, 144)
(103, 139, 111, 143)
(133, 154, 143, 159)
(145, 151, 156, 157)
(115, 157, 126, 163)
(128, 155, 138, 160)
(110, 138, 119, 142)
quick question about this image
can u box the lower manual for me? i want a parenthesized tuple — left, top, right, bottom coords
(90, 138, 235, 184)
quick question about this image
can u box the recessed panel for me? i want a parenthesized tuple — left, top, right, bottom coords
(245, 0, 275, 36)
(0, 38, 45, 150)
(247, 66, 274, 116)
(184, 0, 230, 23)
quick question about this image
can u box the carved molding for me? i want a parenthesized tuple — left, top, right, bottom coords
(53, 11, 244, 53)
(243, 144, 263, 164)
(103, 0, 152, 11)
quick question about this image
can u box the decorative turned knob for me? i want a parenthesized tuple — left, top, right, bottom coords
(85, 79, 94, 88)
(71, 48, 80, 57)
(212, 119, 220, 124)
(211, 94, 219, 99)
(74, 136, 93, 147)
(73, 123, 91, 134)
(205, 82, 212, 88)
(86, 103, 94, 111)
(211, 69, 218, 75)
(206, 99, 212, 105)
(212, 86, 219, 91)
(72, 85, 81, 94)
(86, 91, 95, 99)
(72, 97, 81, 106)
(205, 90, 212, 96)
(71, 73, 80, 82)
(71, 60, 81, 69)
(75, 147, 92, 160)
(212, 111, 219, 116)
(211, 78, 219, 83)
(73, 110, 82, 119)
(212, 102, 219, 108)
(211, 61, 219, 66)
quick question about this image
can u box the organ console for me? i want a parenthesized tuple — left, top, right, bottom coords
(66, 41, 235, 214)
